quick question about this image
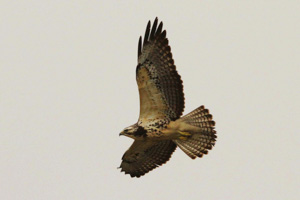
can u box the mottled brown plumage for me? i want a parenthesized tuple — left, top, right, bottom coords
(119, 18, 217, 178)
(137, 18, 184, 122)
(120, 140, 176, 177)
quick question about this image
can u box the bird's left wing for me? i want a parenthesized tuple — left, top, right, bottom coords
(119, 140, 176, 178)
(136, 18, 185, 124)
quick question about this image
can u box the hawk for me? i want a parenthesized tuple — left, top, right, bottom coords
(119, 18, 217, 178)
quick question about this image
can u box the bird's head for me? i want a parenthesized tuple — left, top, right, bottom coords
(119, 125, 137, 138)
(119, 124, 147, 139)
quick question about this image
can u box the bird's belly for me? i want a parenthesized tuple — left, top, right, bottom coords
(148, 124, 180, 140)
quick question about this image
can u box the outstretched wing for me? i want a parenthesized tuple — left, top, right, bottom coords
(119, 140, 177, 178)
(136, 18, 185, 123)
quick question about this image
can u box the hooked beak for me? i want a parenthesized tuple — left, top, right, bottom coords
(119, 132, 124, 136)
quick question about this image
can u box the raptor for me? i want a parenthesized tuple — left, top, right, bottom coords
(119, 18, 217, 178)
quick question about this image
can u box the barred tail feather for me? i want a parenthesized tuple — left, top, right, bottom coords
(173, 105, 217, 159)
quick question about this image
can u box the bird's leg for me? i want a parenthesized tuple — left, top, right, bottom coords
(178, 131, 192, 140)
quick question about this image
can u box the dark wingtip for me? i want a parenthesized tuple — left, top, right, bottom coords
(138, 18, 166, 62)
(156, 21, 163, 35)
(138, 36, 142, 58)
(143, 20, 151, 46)
(143, 18, 166, 46)
(150, 18, 158, 40)
(161, 30, 166, 38)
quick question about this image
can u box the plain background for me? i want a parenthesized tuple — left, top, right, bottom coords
(1, 1, 299, 199)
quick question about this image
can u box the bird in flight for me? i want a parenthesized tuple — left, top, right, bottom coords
(119, 18, 217, 178)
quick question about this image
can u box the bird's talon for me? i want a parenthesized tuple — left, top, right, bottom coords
(178, 131, 191, 140)
(179, 131, 191, 136)
(179, 136, 188, 140)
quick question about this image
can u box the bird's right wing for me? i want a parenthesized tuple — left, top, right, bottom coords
(119, 140, 177, 178)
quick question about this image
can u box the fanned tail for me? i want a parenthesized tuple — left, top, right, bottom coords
(173, 105, 217, 159)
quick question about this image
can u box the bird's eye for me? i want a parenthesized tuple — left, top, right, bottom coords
(124, 129, 128, 132)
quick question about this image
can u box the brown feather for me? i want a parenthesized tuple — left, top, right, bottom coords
(138, 36, 142, 59)
(119, 140, 177, 178)
(174, 106, 217, 159)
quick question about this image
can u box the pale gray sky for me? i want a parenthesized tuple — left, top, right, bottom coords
(1, 1, 299, 199)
